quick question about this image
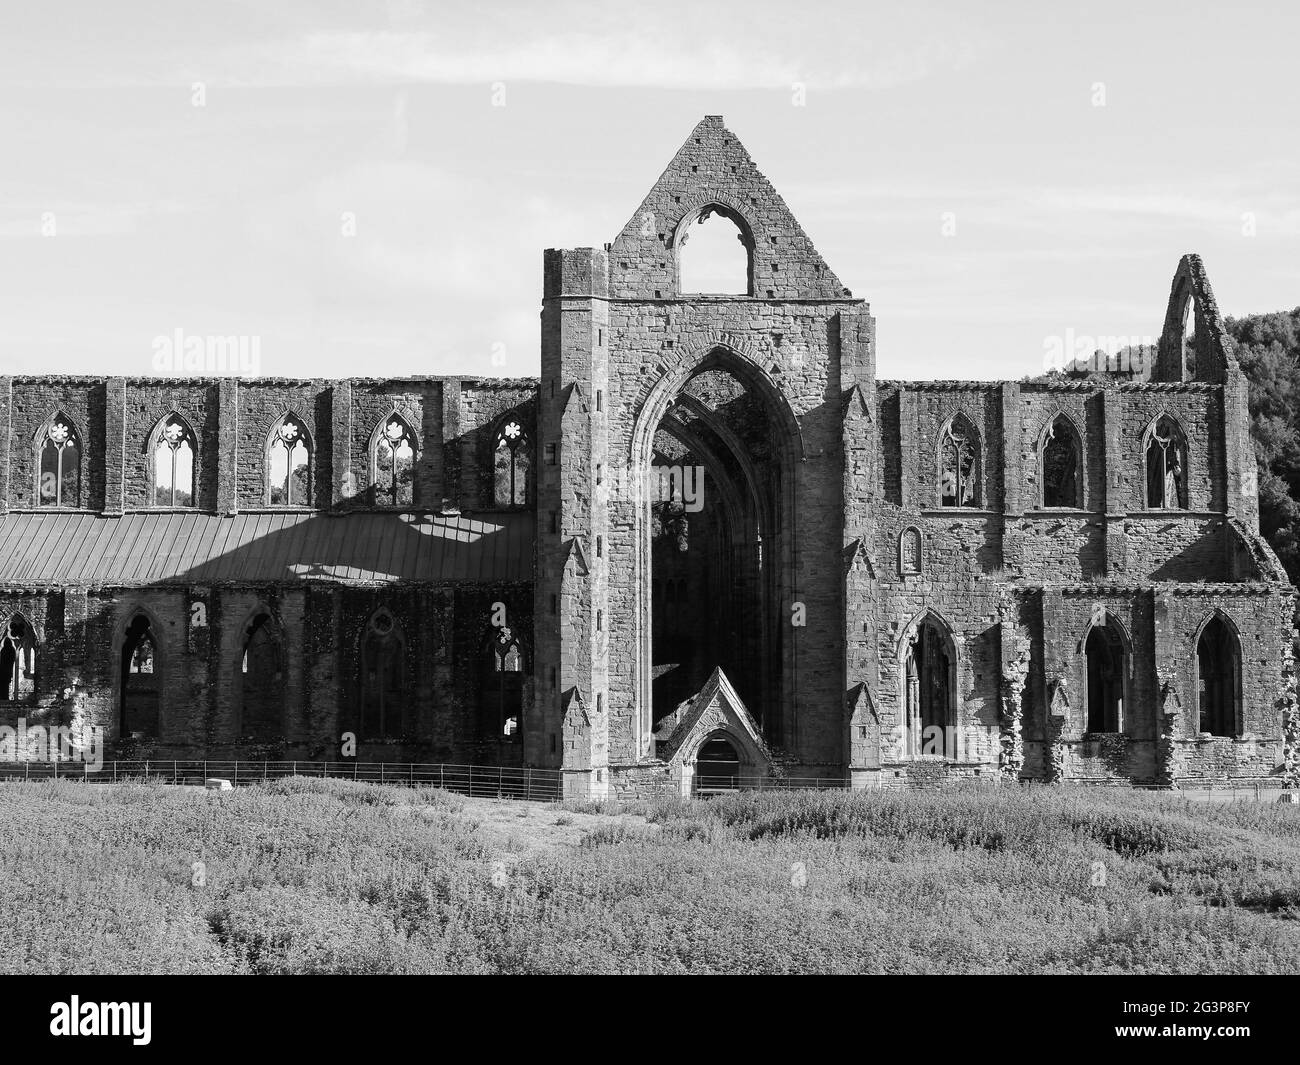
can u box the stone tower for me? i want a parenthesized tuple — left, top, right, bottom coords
(535, 116, 876, 795)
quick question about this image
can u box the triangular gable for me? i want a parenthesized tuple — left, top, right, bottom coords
(607, 116, 846, 301)
(656, 666, 771, 770)
(563, 537, 591, 577)
(843, 536, 876, 578)
(561, 381, 589, 418)
(561, 685, 588, 727)
(843, 383, 873, 425)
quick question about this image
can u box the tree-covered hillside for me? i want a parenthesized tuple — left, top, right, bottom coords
(1230, 308, 1300, 585)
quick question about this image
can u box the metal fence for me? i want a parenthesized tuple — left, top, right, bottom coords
(0, 759, 564, 801)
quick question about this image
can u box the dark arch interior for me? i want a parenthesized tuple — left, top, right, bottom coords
(694, 734, 741, 793)
(904, 617, 954, 757)
(1085, 625, 1124, 733)
(1197, 616, 1238, 737)
(120, 614, 159, 738)
(650, 357, 787, 743)
(241, 613, 281, 741)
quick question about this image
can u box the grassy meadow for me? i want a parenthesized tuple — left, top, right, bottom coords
(2, 777, 1299, 974)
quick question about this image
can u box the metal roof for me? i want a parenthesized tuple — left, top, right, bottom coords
(0, 511, 534, 586)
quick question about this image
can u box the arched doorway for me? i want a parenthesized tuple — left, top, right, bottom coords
(1085, 623, 1125, 733)
(693, 733, 741, 794)
(635, 347, 799, 755)
(902, 613, 957, 758)
(239, 612, 282, 741)
(1197, 614, 1239, 737)
(121, 614, 159, 739)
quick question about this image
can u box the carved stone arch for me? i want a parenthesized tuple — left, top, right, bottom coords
(0, 607, 44, 645)
(0, 610, 40, 704)
(1079, 607, 1132, 734)
(1037, 409, 1085, 509)
(33, 408, 85, 450)
(145, 408, 200, 507)
(367, 406, 423, 456)
(669, 193, 758, 297)
(368, 408, 420, 507)
(629, 340, 804, 752)
(937, 408, 982, 507)
(357, 605, 409, 741)
(490, 404, 534, 509)
(264, 408, 315, 506)
(34, 409, 86, 508)
(898, 525, 922, 576)
(1156, 253, 1237, 383)
(897, 607, 961, 760)
(629, 339, 806, 467)
(234, 604, 285, 741)
(1191, 608, 1243, 738)
(115, 604, 165, 740)
(1141, 410, 1190, 510)
(677, 724, 765, 774)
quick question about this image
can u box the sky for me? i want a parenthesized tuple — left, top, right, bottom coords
(0, 0, 1297, 382)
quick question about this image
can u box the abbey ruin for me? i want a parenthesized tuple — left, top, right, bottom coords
(0, 116, 1294, 796)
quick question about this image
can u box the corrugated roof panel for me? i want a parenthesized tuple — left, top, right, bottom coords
(0, 511, 533, 586)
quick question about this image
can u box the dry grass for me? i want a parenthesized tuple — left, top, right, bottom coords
(2, 777, 1298, 974)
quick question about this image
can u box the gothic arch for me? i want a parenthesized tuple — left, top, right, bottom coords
(264, 409, 315, 506)
(1037, 410, 1085, 509)
(896, 608, 960, 760)
(1192, 608, 1242, 738)
(115, 605, 165, 740)
(669, 198, 757, 296)
(628, 342, 803, 755)
(937, 409, 981, 508)
(233, 605, 284, 741)
(1141, 411, 1190, 510)
(368, 409, 420, 507)
(145, 409, 200, 507)
(34, 410, 85, 508)
(1079, 610, 1131, 734)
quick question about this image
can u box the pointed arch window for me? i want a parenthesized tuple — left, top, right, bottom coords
(121, 614, 160, 738)
(268, 414, 311, 506)
(939, 414, 980, 507)
(361, 608, 405, 740)
(900, 527, 922, 576)
(483, 625, 524, 741)
(373, 414, 416, 507)
(1145, 415, 1188, 509)
(240, 612, 282, 741)
(1085, 620, 1125, 734)
(38, 413, 82, 507)
(904, 615, 956, 759)
(1041, 414, 1082, 508)
(1197, 615, 1239, 738)
(153, 414, 196, 507)
(494, 416, 531, 508)
(0, 616, 37, 703)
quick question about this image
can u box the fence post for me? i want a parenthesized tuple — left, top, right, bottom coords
(173, 759, 178, 784)
(234, 761, 239, 787)
(292, 761, 297, 778)
(409, 763, 414, 787)
(25, 762, 29, 782)
(53, 759, 57, 781)
(526, 767, 532, 801)
(380, 763, 385, 784)
(469, 765, 474, 796)
(440, 764, 444, 789)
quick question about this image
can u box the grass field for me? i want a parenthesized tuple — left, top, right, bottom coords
(2, 778, 1299, 974)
